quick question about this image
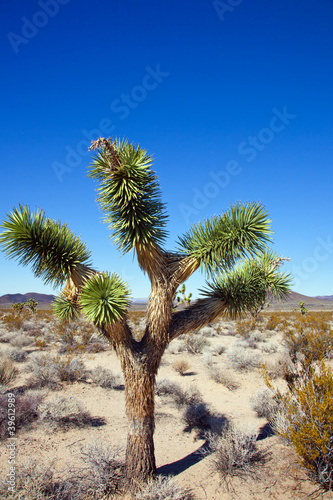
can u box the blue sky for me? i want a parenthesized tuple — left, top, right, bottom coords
(1, 0, 333, 299)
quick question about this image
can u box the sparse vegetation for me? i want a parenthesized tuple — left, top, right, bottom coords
(172, 359, 191, 376)
(135, 475, 194, 500)
(208, 424, 270, 482)
(89, 366, 121, 389)
(0, 356, 18, 386)
(39, 395, 92, 429)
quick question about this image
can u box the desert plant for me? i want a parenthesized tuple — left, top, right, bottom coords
(227, 345, 262, 371)
(208, 424, 270, 482)
(12, 302, 25, 313)
(25, 297, 39, 313)
(9, 333, 33, 348)
(182, 333, 209, 354)
(0, 391, 44, 439)
(135, 475, 194, 499)
(250, 388, 279, 420)
(0, 356, 18, 386)
(28, 353, 87, 388)
(174, 283, 192, 309)
(7, 347, 28, 362)
(275, 363, 333, 491)
(39, 395, 91, 429)
(172, 359, 191, 376)
(0, 137, 291, 490)
(209, 366, 239, 391)
(90, 366, 121, 389)
(183, 402, 211, 432)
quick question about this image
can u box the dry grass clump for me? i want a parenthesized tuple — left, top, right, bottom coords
(27, 353, 88, 388)
(39, 395, 92, 429)
(250, 388, 279, 420)
(182, 402, 211, 432)
(0, 356, 18, 386)
(227, 344, 262, 371)
(234, 317, 257, 338)
(0, 443, 125, 499)
(207, 424, 270, 482)
(9, 333, 34, 348)
(156, 379, 203, 409)
(208, 366, 240, 391)
(182, 333, 209, 354)
(198, 325, 217, 337)
(0, 390, 44, 439)
(89, 366, 122, 389)
(7, 346, 28, 363)
(134, 475, 194, 499)
(69, 441, 125, 498)
(172, 359, 191, 376)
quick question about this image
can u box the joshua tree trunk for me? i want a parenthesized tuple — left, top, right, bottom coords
(116, 339, 165, 489)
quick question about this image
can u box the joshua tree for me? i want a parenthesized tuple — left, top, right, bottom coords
(0, 137, 291, 491)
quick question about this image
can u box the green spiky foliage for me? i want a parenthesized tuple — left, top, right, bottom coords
(200, 254, 291, 319)
(79, 272, 131, 326)
(0, 204, 92, 287)
(177, 202, 272, 277)
(52, 296, 80, 322)
(88, 138, 168, 254)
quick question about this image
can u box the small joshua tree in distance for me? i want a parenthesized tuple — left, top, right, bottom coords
(0, 137, 291, 493)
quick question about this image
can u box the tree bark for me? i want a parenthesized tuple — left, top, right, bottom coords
(118, 344, 164, 491)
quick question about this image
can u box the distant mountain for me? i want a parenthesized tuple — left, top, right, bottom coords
(314, 295, 333, 301)
(0, 293, 55, 305)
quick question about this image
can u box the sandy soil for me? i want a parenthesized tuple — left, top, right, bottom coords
(1, 317, 332, 500)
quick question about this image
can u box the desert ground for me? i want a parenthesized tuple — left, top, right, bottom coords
(0, 305, 332, 499)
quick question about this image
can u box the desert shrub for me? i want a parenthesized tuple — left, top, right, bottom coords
(249, 330, 267, 343)
(209, 367, 239, 391)
(265, 313, 283, 331)
(90, 366, 121, 389)
(67, 441, 125, 498)
(199, 325, 217, 337)
(208, 424, 269, 481)
(183, 402, 211, 431)
(1, 310, 30, 331)
(276, 363, 333, 491)
(28, 353, 88, 388)
(166, 340, 187, 354)
(0, 356, 18, 386)
(183, 333, 209, 354)
(260, 342, 278, 354)
(34, 336, 48, 349)
(172, 359, 191, 376)
(262, 356, 291, 380)
(7, 347, 28, 363)
(9, 333, 34, 348)
(0, 459, 59, 499)
(227, 345, 262, 371)
(234, 317, 257, 338)
(250, 388, 279, 420)
(0, 391, 44, 439)
(135, 475, 194, 499)
(39, 395, 91, 429)
(156, 380, 203, 409)
(86, 339, 106, 353)
(201, 352, 214, 368)
(211, 344, 226, 356)
(282, 319, 333, 368)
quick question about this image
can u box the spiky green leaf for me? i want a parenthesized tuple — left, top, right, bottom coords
(0, 205, 92, 287)
(79, 272, 131, 326)
(52, 296, 80, 322)
(177, 202, 272, 276)
(88, 138, 168, 253)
